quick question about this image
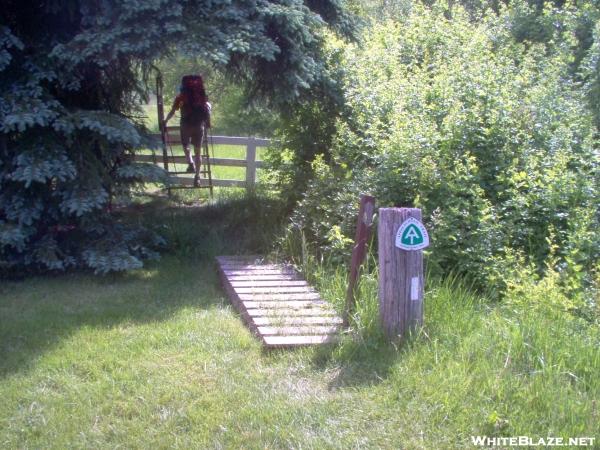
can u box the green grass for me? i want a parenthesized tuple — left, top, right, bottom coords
(1, 197, 599, 448)
(139, 143, 267, 183)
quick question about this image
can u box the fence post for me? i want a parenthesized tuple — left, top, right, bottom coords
(245, 137, 257, 189)
(378, 207, 428, 339)
(155, 73, 169, 172)
(344, 194, 376, 326)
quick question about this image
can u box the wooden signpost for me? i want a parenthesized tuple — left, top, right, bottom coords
(378, 207, 428, 338)
(344, 194, 376, 326)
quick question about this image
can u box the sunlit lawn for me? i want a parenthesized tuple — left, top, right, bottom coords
(2, 253, 598, 449)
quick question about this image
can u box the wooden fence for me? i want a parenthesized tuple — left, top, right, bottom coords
(134, 133, 270, 188)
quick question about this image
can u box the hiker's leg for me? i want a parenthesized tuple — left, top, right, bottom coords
(193, 145, 201, 173)
(183, 145, 194, 165)
(180, 124, 194, 165)
(192, 124, 205, 178)
(180, 124, 195, 173)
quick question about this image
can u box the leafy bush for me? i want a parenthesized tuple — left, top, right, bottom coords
(280, 2, 599, 308)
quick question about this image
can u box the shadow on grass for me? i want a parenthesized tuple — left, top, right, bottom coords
(0, 192, 288, 379)
(126, 192, 288, 260)
(0, 255, 227, 378)
(305, 331, 420, 389)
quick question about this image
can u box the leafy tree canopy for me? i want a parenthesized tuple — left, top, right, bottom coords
(0, 0, 356, 275)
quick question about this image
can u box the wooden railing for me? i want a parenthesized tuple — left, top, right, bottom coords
(135, 133, 270, 188)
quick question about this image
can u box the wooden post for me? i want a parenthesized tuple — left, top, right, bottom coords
(344, 194, 376, 326)
(378, 208, 426, 338)
(156, 73, 169, 172)
(245, 137, 257, 189)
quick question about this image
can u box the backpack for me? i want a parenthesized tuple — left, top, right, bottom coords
(181, 75, 207, 109)
(180, 75, 210, 125)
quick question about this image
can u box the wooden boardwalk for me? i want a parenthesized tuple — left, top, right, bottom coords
(216, 256, 342, 348)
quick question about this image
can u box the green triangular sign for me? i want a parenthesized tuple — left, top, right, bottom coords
(401, 224, 424, 246)
(395, 217, 429, 251)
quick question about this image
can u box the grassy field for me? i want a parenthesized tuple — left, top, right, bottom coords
(1, 196, 598, 449)
(142, 143, 268, 182)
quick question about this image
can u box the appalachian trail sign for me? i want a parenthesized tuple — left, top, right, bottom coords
(395, 217, 429, 251)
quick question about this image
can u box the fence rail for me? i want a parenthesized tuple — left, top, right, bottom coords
(135, 133, 270, 189)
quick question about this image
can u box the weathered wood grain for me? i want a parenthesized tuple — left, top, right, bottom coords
(345, 194, 376, 326)
(216, 256, 342, 348)
(257, 326, 340, 336)
(378, 208, 424, 339)
(245, 308, 337, 317)
(263, 335, 338, 347)
(237, 293, 321, 301)
(229, 280, 310, 288)
(241, 300, 327, 309)
(252, 316, 343, 326)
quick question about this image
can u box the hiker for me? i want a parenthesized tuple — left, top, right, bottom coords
(164, 75, 211, 185)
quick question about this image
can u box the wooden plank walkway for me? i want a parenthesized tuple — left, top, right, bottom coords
(216, 256, 342, 348)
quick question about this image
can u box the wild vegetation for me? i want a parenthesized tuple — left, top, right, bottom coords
(270, 0, 599, 317)
(1, 0, 599, 447)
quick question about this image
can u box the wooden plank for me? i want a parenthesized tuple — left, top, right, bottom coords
(263, 335, 338, 348)
(252, 316, 343, 326)
(241, 300, 327, 309)
(246, 308, 337, 317)
(223, 268, 296, 275)
(226, 274, 302, 281)
(237, 293, 321, 301)
(134, 154, 265, 168)
(151, 134, 271, 147)
(246, 138, 257, 185)
(345, 194, 376, 326)
(230, 280, 309, 288)
(219, 264, 284, 270)
(219, 258, 274, 270)
(234, 287, 315, 294)
(216, 255, 262, 261)
(211, 135, 270, 147)
(257, 326, 340, 336)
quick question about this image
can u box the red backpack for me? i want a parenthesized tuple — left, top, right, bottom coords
(181, 75, 207, 108)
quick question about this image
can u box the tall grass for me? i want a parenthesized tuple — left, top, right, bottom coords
(277, 225, 600, 444)
(2, 193, 598, 448)
(127, 190, 288, 260)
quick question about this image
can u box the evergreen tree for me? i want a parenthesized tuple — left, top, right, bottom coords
(0, 0, 355, 275)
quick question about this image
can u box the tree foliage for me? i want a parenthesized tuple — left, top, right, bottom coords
(273, 1, 599, 310)
(156, 55, 279, 137)
(0, 0, 354, 275)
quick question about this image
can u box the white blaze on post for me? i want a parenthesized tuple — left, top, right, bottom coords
(411, 277, 419, 301)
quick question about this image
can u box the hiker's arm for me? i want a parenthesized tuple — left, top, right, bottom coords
(164, 96, 182, 124)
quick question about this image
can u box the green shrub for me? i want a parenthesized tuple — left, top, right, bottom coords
(280, 3, 599, 307)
